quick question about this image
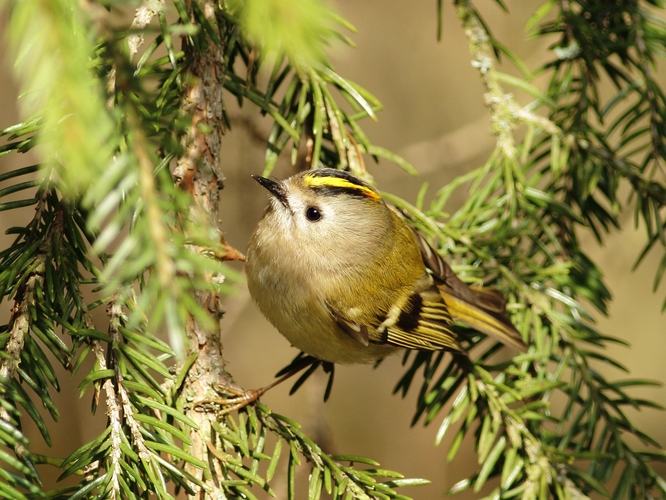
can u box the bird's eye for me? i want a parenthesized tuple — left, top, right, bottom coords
(305, 206, 322, 222)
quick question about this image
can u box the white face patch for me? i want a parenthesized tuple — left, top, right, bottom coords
(268, 198, 296, 230)
(281, 188, 340, 234)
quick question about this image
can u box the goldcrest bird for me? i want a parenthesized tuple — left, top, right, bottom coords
(245, 168, 525, 365)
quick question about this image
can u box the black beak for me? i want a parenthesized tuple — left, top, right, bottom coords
(252, 175, 289, 209)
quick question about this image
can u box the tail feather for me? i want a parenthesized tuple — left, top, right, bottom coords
(439, 284, 526, 351)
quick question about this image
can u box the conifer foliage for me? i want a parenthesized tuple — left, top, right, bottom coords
(0, 0, 665, 498)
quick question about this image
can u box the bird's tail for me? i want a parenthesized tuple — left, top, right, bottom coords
(439, 283, 525, 351)
(412, 229, 526, 351)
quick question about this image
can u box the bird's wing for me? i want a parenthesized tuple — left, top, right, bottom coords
(326, 276, 465, 353)
(380, 280, 464, 352)
(330, 311, 370, 346)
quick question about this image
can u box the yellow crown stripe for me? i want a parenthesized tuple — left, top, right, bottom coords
(304, 175, 380, 200)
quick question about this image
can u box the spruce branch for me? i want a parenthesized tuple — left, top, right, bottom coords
(174, 1, 238, 496)
(4, 0, 115, 193)
(0, 256, 42, 382)
(128, 0, 166, 60)
(456, 0, 567, 198)
(1, 1, 665, 499)
(385, 1, 666, 497)
(90, 336, 123, 498)
(194, 402, 431, 500)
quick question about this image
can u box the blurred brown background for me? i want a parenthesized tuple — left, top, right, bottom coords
(1, 1, 665, 498)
